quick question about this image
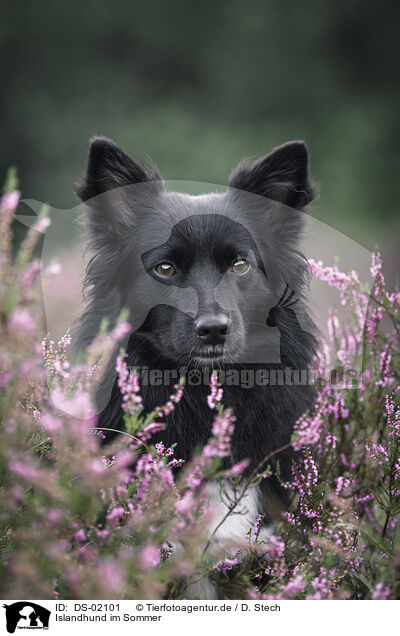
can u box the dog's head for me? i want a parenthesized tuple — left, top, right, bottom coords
(77, 137, 315, 367)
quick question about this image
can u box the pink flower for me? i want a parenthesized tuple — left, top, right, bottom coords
(114, 450, 134, 468)
(111, 321, 131, 341)
(141, 422, 165, 436)
(47, 262, 62, 275)
(9, 460, 41, 481)
(203, 411, 235, 457)
(50, 387, 96, 420)
(98, 560, 123, 591)
(106, 506, 125, 523)
(0, 372, 11, 388)
(186, 466, 204, 489)
(41, 412, 62, 432)
(372, 581, 391, 600)
(139, 544, 161, 570)
(96, 529, 109, 540)
(90, 458, 106, 475)
(34, 216, 51, 233)
(74, 529, 86, 542)
(46, 509, 62, 524)
(10, 307, 36, 334)
(370, 251, 384, 281)
(175, 491, 195, 515)
(1, 190, 20, 214)
(207, 371, 223, 409)
(116, 358, 143, 414)
(224, 459, 250, 477)
(281, 576, 306, 596)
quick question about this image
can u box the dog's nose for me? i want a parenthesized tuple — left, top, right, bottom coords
(195, 314, 229, 345)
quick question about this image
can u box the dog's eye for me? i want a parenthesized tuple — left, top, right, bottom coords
(232, 257, 250, 275)
(154, 262, 176, 278)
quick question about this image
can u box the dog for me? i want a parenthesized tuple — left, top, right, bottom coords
(75, 137, 318, 592)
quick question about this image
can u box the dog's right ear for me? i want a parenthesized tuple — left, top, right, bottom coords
(76, 137, 162, 202)
(76, 137, 163, 230)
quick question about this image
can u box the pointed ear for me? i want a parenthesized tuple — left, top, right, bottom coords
(76, 136, 162, 202)
(228, 141, 315, 209)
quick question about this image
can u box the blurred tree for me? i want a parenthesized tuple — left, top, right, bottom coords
(1, 0, 399, 246)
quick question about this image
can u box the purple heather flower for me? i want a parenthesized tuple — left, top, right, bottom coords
(10, 307, 36, 334)
(0, 190, 20, 214)
(139, 544, 161, 570)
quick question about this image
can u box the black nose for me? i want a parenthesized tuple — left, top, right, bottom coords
(195, 314, 229, 345)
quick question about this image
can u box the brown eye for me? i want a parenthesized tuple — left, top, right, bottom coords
(232, 257, 250, 275)
(155, 262, 176, 278)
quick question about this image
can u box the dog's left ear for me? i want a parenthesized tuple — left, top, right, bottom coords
(228, 141, 314, 209)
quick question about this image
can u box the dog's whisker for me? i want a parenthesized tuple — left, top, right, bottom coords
(279, 288, 295, 307)
(276, 283, 289, 306)
(283, 298, 299, 308)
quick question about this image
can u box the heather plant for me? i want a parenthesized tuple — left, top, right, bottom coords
(0, 174, 399, 600)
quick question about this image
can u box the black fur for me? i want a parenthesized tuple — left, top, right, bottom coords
(75, 137, 318, 522)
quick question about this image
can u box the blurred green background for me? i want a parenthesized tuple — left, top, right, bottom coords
(1, 0, 399, 257)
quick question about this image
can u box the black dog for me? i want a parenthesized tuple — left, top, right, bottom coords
(75, 137, 318, 539)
